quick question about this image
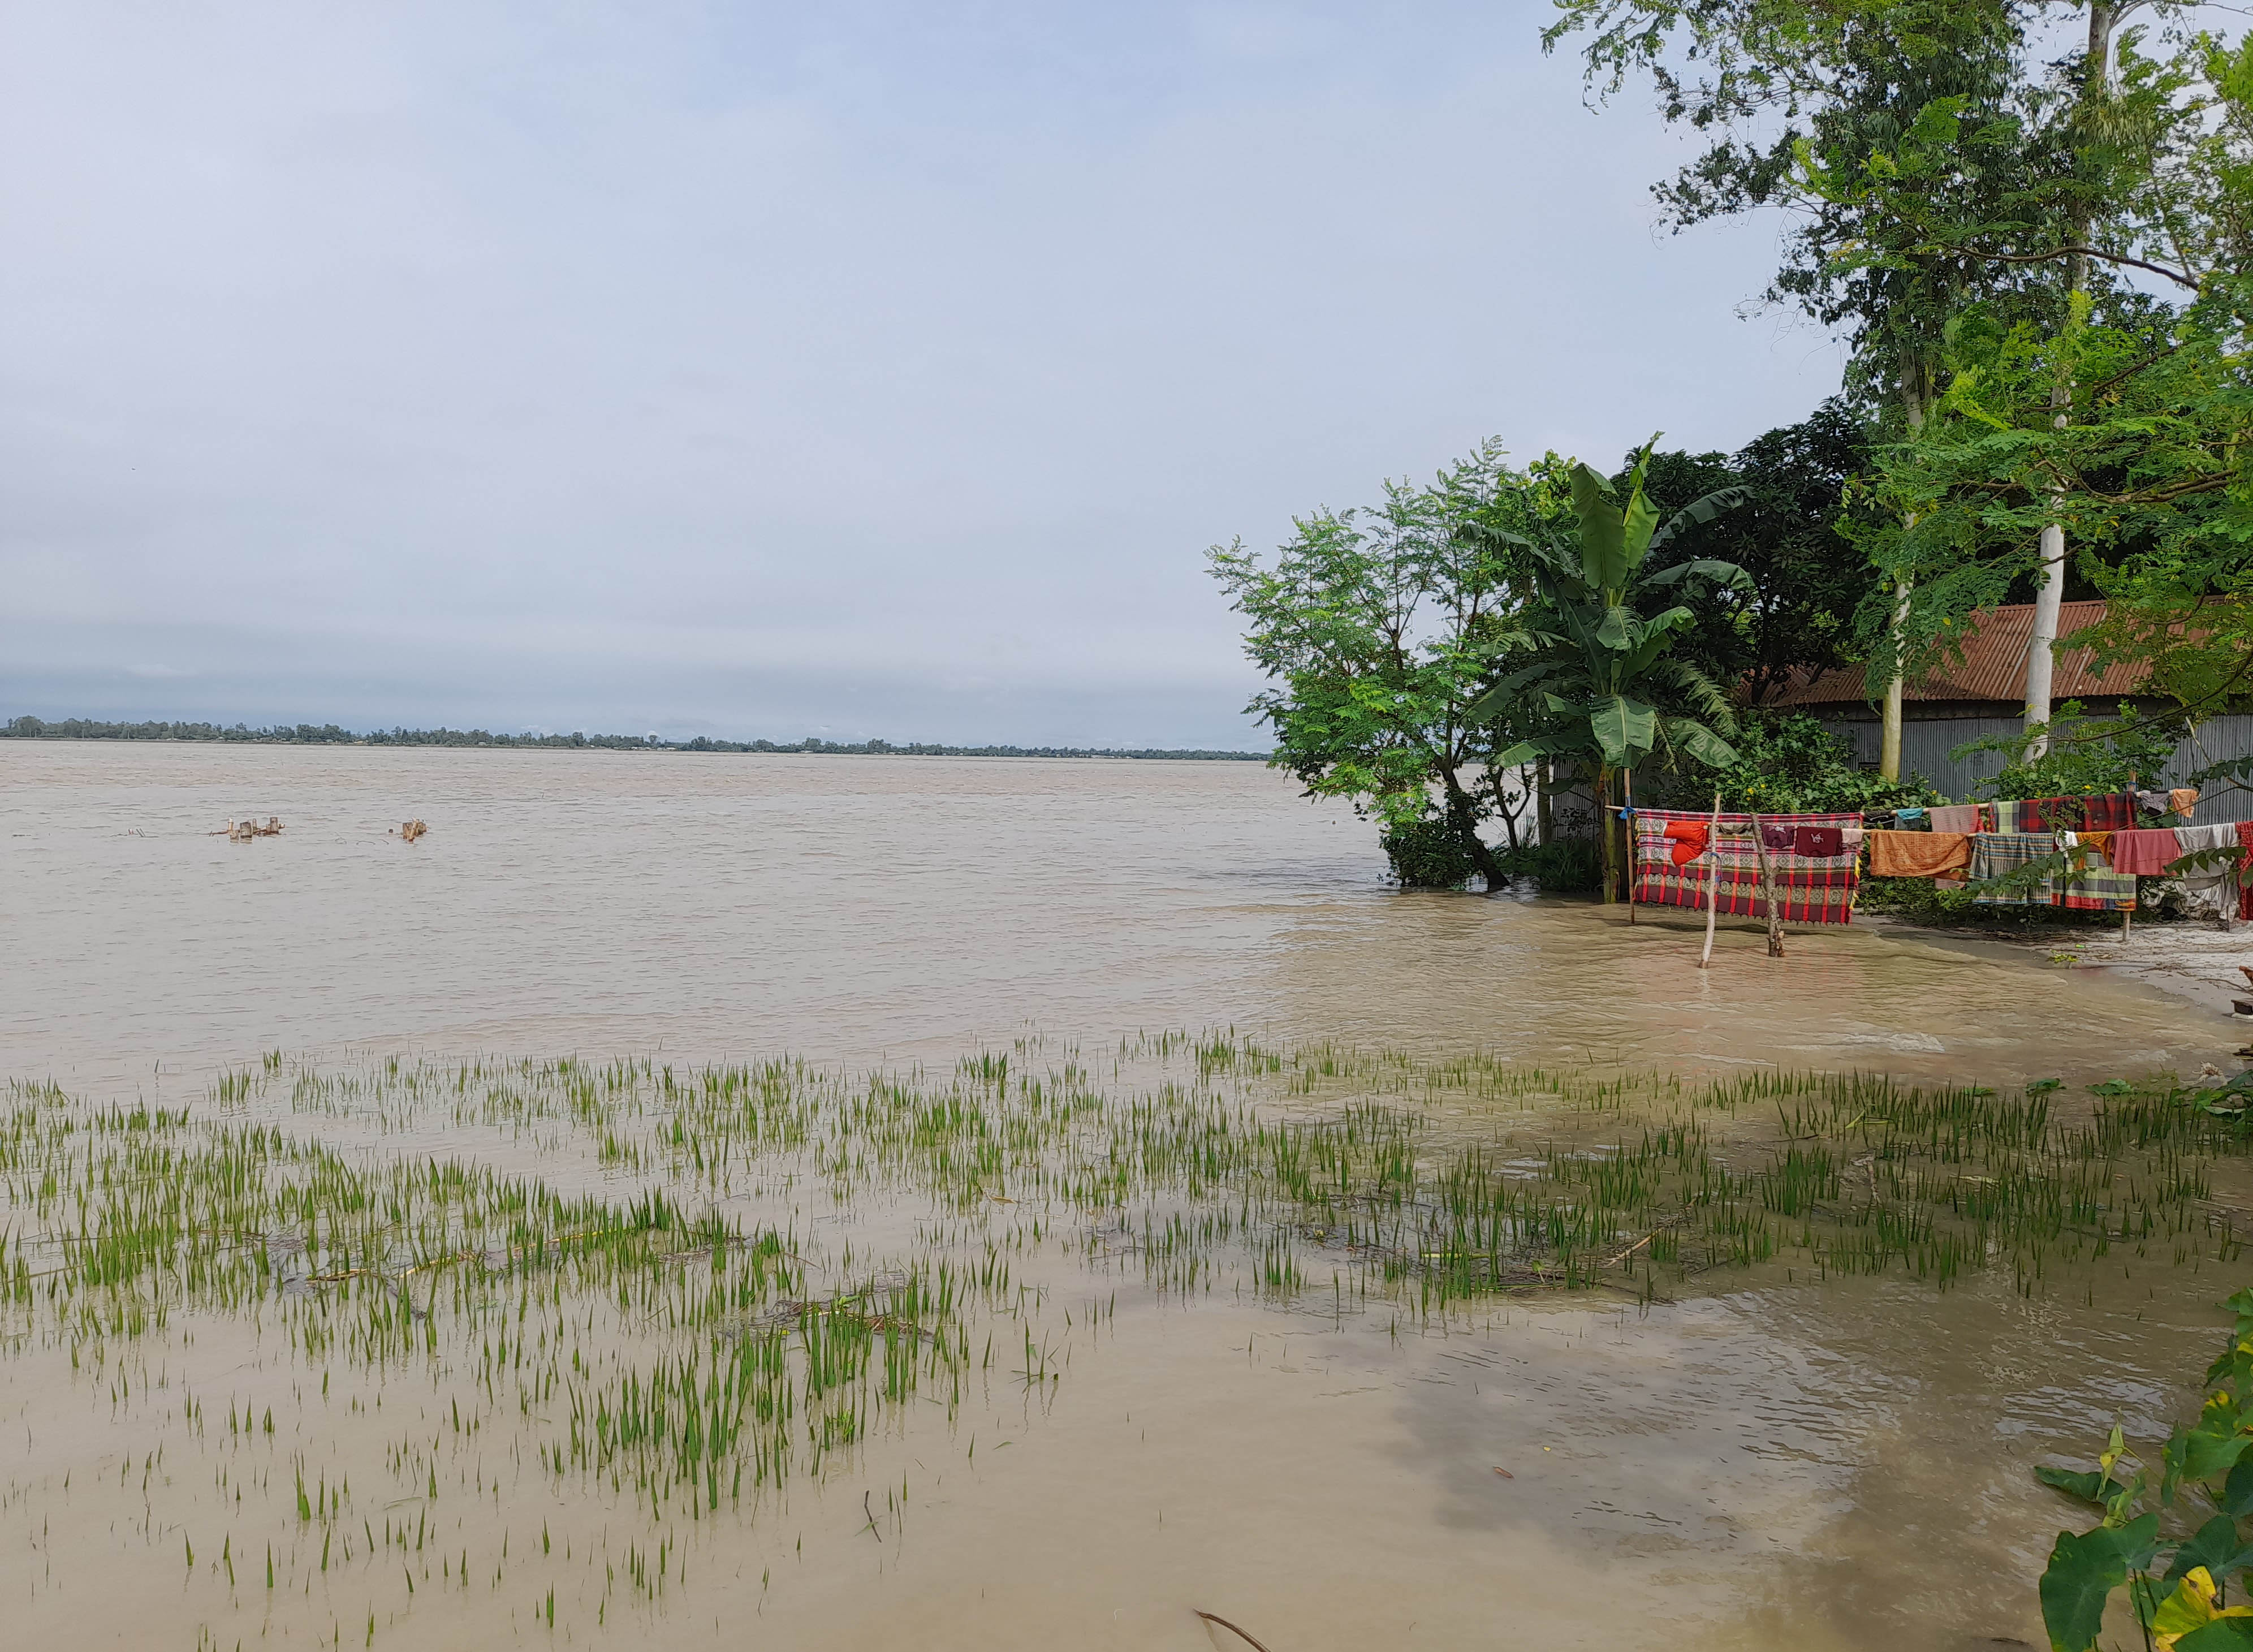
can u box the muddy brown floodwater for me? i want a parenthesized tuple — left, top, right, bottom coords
(5, 740, 2251, 1650)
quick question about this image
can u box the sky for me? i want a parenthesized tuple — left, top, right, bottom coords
(0, 2, 1851, 748)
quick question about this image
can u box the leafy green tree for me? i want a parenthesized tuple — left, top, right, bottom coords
(1540, 0, 2166, 773)
(1207, 442, 1553, 887)
(1469, 450, 1750, 900)
(1634, 399, 1881, 700)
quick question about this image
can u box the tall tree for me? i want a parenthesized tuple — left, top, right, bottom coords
(1469, 449, 1750, 900)
(1207, 442, 1550, 887)
(1543, 0, 2127, 774)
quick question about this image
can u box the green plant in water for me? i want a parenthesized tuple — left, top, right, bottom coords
(2036, 1290, 2253, 1650)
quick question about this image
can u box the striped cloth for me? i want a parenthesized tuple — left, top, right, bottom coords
(1969, 831, 2057, 905)
(2055, 846, 2137, 912)
(1630, 810, 1861, 925)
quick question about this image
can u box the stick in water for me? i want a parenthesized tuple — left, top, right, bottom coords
(1195, 1610, 1276, 1652)
(1698, 791, 1723, 969)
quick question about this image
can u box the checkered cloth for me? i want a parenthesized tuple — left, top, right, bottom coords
(1630, 810, 1861, 925)
(1969, 831, 2057, 905)
(2055, 847, 2138, 912)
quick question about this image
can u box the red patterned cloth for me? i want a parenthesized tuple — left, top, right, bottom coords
(1630, 810, 1861, 925)
(2083, 792, 2137, 831)
(2238, 821, 2253, 921)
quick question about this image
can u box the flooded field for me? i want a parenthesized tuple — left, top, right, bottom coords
(5, 742, 2251, 1649)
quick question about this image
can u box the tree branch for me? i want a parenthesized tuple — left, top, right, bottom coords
(1966, 243, 2199, 291)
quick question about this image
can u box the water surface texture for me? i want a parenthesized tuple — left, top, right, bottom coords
(3, 743, 2248, 1652)
(2, 741, 2232, 1090)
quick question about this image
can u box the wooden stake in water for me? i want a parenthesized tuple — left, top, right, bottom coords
(1698, 792, 1723, 969)
(1750, 815, 1785, 959)
(1624, 768, 1637, 924)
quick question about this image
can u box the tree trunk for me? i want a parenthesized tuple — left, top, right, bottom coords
(1881, 372, 1932, 783)
(1439, 765, 1504, 889)
(1536, 760, 1553, 846)
(1880, 575, 1911, 782)
(1596, 762, 1616, 904)
(2024, 2, 2114, 756)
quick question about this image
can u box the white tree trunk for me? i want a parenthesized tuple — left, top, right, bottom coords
(2025, 521, 2065, 755)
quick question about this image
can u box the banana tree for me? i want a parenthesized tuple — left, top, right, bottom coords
(1468, 445, 1753, 900)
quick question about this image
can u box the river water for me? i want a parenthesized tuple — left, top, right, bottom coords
(3, 741, 2248, 1650)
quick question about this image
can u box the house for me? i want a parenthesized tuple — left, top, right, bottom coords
(1758, 601, 2231, 806)
(1762, 600, 2164, 724)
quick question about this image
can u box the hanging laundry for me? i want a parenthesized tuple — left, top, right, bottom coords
(1841, 824, 1865, 849)
(1760, 821, 1797, 851)
(2055, 849, 2138, 912)
(1970, 832, 2055, 906)
(1928, 803, 1982, 835)
(2237, 822, 2253, 921)
(2170, 787, 2202, 818)
(1629, 810, 1862, 924)
(2079, 830, 2115, 864)
(2082, 793, 2136, 831)
(1867, 830, 1973, 879)
(1661, 819, 1710, 866)
(2110, 827, 2185, 877)
(1893, 807, 1928, 825)
(2019, 796, 2074, 833)
(2136, 788, 2173, 816)
(1794, 825, 1844, 857)
(2172, 822, 2239, 918)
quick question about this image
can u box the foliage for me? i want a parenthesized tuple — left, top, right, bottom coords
(1378, 814, 1482, 889)
(1643, 711, 1944, 814)
(1208, 441, 1557, 886)
(1634, 400, 1883, 699)
(1952, 701, 2190, 802)
(1490, 837, 1604, 895)
(1465, 446, 1751, 896)
(2033, 1288, 2253, 1651)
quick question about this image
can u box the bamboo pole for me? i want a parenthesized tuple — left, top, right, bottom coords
(1624, 768, 1637, 924)
(1698, 792, 1723, 969)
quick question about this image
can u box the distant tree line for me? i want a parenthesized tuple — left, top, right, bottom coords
(0, 715, 1267, 761)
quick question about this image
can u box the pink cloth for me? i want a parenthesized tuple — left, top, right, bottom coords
(2109, 827, 2183, 877)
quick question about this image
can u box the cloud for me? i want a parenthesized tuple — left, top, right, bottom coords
(0, 1, 1844, 744)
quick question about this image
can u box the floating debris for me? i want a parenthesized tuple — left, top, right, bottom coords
(212, 816, 283, 841)
(394, 819, 428, 842)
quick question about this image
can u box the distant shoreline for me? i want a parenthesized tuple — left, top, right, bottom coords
(1, 715, 1271, 762)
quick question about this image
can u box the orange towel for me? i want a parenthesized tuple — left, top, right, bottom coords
(1866, 830, 1973, 879)
(2170, 787, 2200, 818)
(2080, 830, 2114, 865)
(1661, 819, 1710, 866)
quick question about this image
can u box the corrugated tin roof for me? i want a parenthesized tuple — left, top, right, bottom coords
(1763, 601, 2153, 708)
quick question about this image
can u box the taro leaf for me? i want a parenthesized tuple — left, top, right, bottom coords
(2184, 1430, 2253, 1486)
(2225, 1462, 2253, 1521)
(2169, 1517, 2253, 1585)
(2177, 1616, 2253, 1649)
(2042, 1522, 2138, 1652)
(2156, 1568, 2225, 1640)
(2037, 1464, 2116, 1506)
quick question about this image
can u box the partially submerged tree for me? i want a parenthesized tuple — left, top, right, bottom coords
(1469, 448, 1751, 900)
(1206, 442, 1551, 887)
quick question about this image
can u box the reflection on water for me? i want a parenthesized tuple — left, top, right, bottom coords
(2, 742, 2247, 1650)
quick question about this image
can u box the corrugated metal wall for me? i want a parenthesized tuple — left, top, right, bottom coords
(1824, 714, 2253, 824)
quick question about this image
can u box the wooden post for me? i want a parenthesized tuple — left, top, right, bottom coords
(1751, 815, 1785, 959)
(1698, 792, 1723, 969)
(1624, 769, 1637, 923)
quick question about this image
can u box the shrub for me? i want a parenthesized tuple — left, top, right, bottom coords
(1379, 814, 1481, 888)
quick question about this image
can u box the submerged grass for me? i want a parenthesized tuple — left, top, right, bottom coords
(3, 1038, 2250, 1642)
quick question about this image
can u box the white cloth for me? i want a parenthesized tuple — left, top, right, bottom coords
(2172, 823, 2241, 918)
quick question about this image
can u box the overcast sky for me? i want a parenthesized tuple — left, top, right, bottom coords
(1, 2, 1849, 747)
